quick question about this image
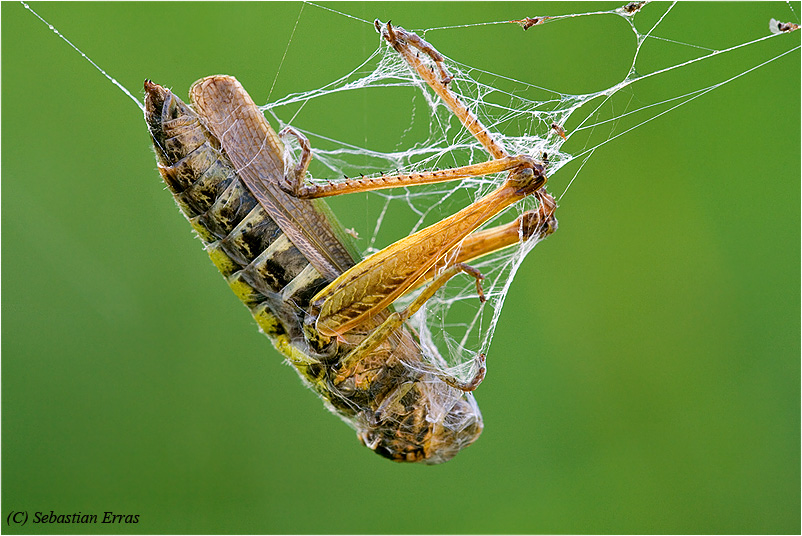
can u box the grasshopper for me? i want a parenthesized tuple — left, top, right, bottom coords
(144, 21, 557, 464)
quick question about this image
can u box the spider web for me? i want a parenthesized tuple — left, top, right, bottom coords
(259, 2, 800, 378)
(23, 1, 800, 384)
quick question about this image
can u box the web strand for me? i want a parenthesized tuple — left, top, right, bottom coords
(21, 2, 145, 112)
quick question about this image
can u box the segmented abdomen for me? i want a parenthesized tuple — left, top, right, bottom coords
(145, 85, 330, 346)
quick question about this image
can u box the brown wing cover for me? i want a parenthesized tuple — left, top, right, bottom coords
(190, 76, 357, 279)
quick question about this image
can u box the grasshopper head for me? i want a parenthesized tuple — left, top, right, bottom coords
(423, 393, 484, 465)
(358, 382, 483, 464)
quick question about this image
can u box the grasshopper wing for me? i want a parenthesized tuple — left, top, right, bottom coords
(189, 76, 358, 280)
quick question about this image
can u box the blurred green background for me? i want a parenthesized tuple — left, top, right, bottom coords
(3, 2, 799, 534)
